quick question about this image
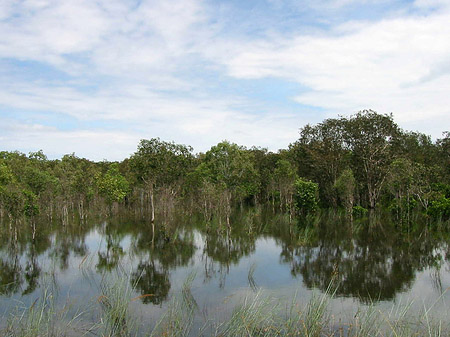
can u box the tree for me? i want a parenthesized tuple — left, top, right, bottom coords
(386, 159, 416, 221)
(437, 132, 450, 181)
(96, 163, 130, 206)
(199, 141, 259, 226)
(248, 146, 280, 205)
(343, 110, 401, 209)
(292, 118, 348, 207)
(130, 138, 194, 223)
(334, 168, 356, 216)
(272, 159, 298, 216)
(0, 160, 21, 219)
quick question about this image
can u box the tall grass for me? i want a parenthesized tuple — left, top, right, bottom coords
(1, 268, 449, 337)
(97, 270, 137, 337)
(150, 273, 197, 337)
(215, 291, 277, 337)
(2, 286, 87, 337)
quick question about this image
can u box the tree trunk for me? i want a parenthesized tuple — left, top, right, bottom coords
(150, 187, 155, 223)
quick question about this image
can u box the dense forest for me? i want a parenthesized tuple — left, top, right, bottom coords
(1, 110, 449, 225)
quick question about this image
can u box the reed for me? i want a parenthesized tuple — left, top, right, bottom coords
(97, 268, 139, 337)
(3, 286, 87, 337)
(150, 273, 197, 337)
(2, 268, 449, 337)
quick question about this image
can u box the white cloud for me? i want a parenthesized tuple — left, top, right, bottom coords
(414, 0, 450, 10)
(0, 0, 110, 66)
(217, 5, 450, 132)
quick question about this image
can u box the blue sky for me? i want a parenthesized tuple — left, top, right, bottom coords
(0, 0, 449, 161)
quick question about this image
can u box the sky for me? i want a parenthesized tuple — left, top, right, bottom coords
(0, 0, 449, 161)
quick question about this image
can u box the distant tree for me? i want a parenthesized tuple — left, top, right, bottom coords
(96, 163, 130, 206)
(199, 141, 259, 226)
(343, 110, 401, 209)
(273, 159, 298, 215)
(130, 138, 194, 222)
(248, 147, 280, 205)
(334, 168, 356, 216)
(386, 158, 416, 220)
(292, 118, 347, 207)
(437, 131, 450, 181)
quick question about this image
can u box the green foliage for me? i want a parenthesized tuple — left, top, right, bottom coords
(23, 166, 58, 196)
(427, 195, 450, 220)
(344, 110, 401, 209)
(352, 205, 368, 217)
(0, 161, 14, 186)
(273, 159, 297, 194)
(22, 190, 39, 217)
(388, 196, 417, 215)
(130, 138, 194, 187)
(334, 168, 355, 212)
(201, 141, 260, 201)
(0, 110, 448, 223)
(294, 178, 319, 214)
(292, 118, 347, 206)
(96, 164, 130, 204)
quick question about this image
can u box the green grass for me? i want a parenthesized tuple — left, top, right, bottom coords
(2, 286, 87, 337)
(1, 270, 449, 337)
(97, 270, 136, 337)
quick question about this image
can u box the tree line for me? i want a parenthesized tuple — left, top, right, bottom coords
(0, 110, 449, 224)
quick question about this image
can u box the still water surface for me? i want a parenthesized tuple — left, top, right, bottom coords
(1, 210, 449, 331)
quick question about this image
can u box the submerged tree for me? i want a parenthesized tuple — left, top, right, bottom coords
(130, 138, 194, 223)
(197, 141, 259, 226)
(96, 163, 130, 208)
(334, 168, 356, 216)
(272, 159, 298, 216)
(343, 110, 401, 209)
(292, 118, 347, 207)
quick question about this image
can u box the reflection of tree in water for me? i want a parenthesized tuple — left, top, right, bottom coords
(0, 242, 42, 296)
(202, 227, 256, 287)
(133, 226, 197, 269)
(0, 219, 91, 296)
(0, 225, 45, 296)
(131, 261, 170, 305)
(0, 257, 23, 295)
(50, 232, 88, 270)
(281, 222, 448, 303)
(22, 243, 41, 295)
(96, 233, 125, 272)
(130, 225, 197, 304)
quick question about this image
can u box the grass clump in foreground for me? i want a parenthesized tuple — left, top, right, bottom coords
(96, 271, 137, 337)
(2, 286, 86, 337)
(1, 270, 449, 337)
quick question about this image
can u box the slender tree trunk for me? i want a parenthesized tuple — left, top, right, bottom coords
(226, 190, 231, 228)
(150, 187, 155, 223)
(279, 189, 283, 212)
(32, 220, 36, 241)
(151, 221, 155, 248)
(272, 192, 275, 213)
(140, 189, 144, 216)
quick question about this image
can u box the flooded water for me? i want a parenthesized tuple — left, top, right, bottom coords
(1, 209, 449, 333)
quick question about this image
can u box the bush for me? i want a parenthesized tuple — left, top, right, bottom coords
(352, 205, 368, 217)
(294, 178, 319, 215)
(427, 195, 450, 220)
